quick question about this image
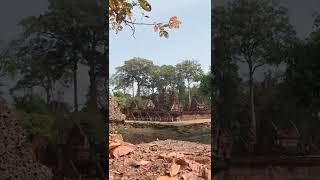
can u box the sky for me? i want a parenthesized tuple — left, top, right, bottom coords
(109, 0, 212, 76)
(215, 0, 320, 38)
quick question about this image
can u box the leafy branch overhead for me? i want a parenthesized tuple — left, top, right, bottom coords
(109, 0, 181, 38)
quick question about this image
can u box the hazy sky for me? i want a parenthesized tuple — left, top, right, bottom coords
(109, 0, 212, 76)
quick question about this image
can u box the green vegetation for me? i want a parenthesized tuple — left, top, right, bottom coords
(111, 58, 210, 108)
(214, 0, 320, 152)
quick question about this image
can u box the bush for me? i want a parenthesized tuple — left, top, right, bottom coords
(13, 95, 49, 114)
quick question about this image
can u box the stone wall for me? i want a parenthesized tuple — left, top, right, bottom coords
(177, 113, 211, 121)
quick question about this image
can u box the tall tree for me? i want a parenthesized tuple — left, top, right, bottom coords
(12, 49, 69, 104)
(214, 0, 296, 148)
(19, 0, 105, 111)
(146, 65, 160, 94)
(176, 60, 203, 109)
(113, 58, 154, 97)
(159, 65, 178, 91)
(111, 71, 132, 94)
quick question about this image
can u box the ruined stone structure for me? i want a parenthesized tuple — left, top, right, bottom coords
(109, 96, 126, 121)
(0, 100, 53, 180)
(124, 90, 211, 122)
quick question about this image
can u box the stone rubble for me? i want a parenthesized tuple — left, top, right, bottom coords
(0, 101, 53, 180)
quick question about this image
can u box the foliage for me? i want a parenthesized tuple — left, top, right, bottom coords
(176, 60, 203, 108)
(13, 95, 50, 114)
(212, 36, 245, 138)
(17, 111, 55, 141)
(199, 72, 212, 104)
(111, 58, 207, 106)
(112, 57, 154, 97)
(12, 50, 71, 103)
(214, 0, 296, 144)
(109, 0, 181, 38)
(16, 0, 105, 110)
(113, 91, 131, 107)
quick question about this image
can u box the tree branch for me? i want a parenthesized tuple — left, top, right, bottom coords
(252, 62, 266, 74)
(124, 20, 158, 26)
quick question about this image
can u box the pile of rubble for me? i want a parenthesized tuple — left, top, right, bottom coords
(109, 134, 211, 180)
(0, 101, 53, 180)
(108, 95, 211, 179)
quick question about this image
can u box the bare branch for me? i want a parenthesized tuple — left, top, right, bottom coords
(124, 20, 158, 26)
(252, 62, 266, 73)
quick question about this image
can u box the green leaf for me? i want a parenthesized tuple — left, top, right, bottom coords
(138, 0, 152, 12)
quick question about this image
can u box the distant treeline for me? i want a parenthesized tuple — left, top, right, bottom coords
(110, 58, 211, 108)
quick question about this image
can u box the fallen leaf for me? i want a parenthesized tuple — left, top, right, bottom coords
(169, 162, 180, 177)
(157, 176, 179, 180)
(111, 145, 134, 158)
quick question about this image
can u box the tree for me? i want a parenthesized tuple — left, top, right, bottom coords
(19, 0, 105, 111)
(213, 36, 245, 154)
(214, 0, 296, 148)
(159, 65, 178, 91)
(12, 50, 70, 104)
(16, 0, 104, 111)
(0, 44, 11, 91)
(199, 71, 212, 104)
(113, 58, 154, 97)
(176, 60, 203, 109)
(109, 0, 181, 38)
(111, 71, 132, 94)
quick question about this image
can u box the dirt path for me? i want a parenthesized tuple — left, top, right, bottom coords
(125, 118, 211, 127)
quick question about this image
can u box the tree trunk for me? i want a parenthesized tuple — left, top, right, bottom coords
(188, 80, 191, 110)
(132, 82, 135, 97)
(45, 86, 51, 104)
(44, 74, 52, 104)
(137, 81, 141, 97)
(73, 62, 79, 112)
(248, 63, 256, 152)
(88, 60, 98, 111)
